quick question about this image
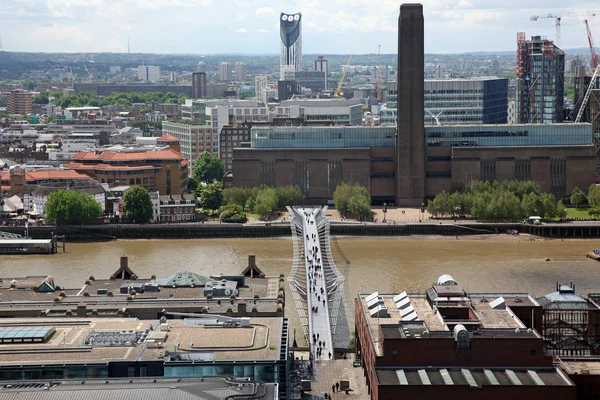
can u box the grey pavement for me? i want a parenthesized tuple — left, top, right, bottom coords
(302, 359, 368, 400)
(298, 206, 333, 362)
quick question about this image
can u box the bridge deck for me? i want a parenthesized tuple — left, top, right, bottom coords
(287, 206, 344, 361)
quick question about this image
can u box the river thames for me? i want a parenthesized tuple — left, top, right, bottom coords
(3, 236, 600, 346)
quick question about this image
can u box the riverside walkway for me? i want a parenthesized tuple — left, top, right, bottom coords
(287, 206, 345, 361)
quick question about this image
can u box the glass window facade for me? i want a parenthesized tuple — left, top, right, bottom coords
(251, 126, 396, 148)
(425, 123, 592, 147)
(165, 363, 278, 383)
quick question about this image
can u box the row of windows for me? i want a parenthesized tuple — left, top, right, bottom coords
(101, 177, 155, 186)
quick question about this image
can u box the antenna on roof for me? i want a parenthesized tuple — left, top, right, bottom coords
(127, 36, 130, 54)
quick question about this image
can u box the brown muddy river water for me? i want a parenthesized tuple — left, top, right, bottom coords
(2, 236, 599, 346)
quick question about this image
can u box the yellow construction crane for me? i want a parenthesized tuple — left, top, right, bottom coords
(336, 54, 353, 98)
(377, 45, 381, 102)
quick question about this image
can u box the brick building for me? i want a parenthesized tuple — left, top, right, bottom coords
(354, 274, 576, 400)
(66, 146, 188, 195)
(5, 89, 32, 115)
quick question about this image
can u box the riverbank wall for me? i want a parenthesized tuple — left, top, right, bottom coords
(2, 222, 600, 242)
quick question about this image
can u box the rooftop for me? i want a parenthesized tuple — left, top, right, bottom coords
(0, 316, 282, 366)
(0, 377, 277, 400)
(71, 148, 183, 162)
(377, 367, 572, 387)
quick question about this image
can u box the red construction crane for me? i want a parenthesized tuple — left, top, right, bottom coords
(586, 19, 598, 69)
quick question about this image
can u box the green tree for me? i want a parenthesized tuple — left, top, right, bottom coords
(45, 190, 102, 225)
(333, 182, 352, 217)
(275, 185, 304, 208)
(199, 182, 223, 211)
(570, 187, 587, 208)
(333, 182, 371, 220)
(220, 204, 247, 223)
(123, 186, 153, 223)
(192, 152, 225, 183)
(588, 184, 600, 210)
(539, 193, 558, 219)
(245, 196, 256, 212)
(254, 187, 278, 219)
(224, 187, 255, 207)
(557, 200, 567, 220)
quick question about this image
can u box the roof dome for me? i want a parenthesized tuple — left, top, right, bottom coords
(437, 274, 457, 286)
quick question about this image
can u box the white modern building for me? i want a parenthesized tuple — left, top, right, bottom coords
(234, 62, 247, 82)
(137, 65, 161, 83)
(275, 99, 363, 125)
(196, 62, 205, 73)
(219, 62, 231, 82)
(280, 12, 302, 74)
(161, 121, 219, 170)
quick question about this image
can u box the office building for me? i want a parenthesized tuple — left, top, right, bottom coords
(275, 99, 363, 125)
(396, 3, 425, 206)
(234, 62, 247, 82)
(314, 56, 328, 90)
(280, 65, 295, 81)
(191, 72, 207, 99)
(66, 144, 189, 195)
(219, 62, 231, 82)
(137, 65, 161, 83)
(294, 71, 326, 93)
(280, 12, 302, 73)
(424, 77, 508, 124)
(161, 121, 218, 169)
(516, 34, 565, 124)
(5, 89, 32, 115)
(277, 80, 301, 101)
(355, 275, 575, 400)
(220, 125, 251, 172)
(255, 75, 268, 103)
(382, 77, 508, 126)
(196, 61, 205, 73)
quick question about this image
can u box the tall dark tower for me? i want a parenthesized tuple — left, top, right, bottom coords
(280, 12, 302, 73)
(396, 3, 425, 206)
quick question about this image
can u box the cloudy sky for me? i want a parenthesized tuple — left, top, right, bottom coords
(1, 0, 600, 54)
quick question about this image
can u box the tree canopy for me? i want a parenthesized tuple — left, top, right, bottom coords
(427, 180, 560, 221)
(570, 187, 587, 208)
(123, 186, 153, 223)
(198, 182, 223, 211)
(333, 182, 371, 221)
(192, 152, 225, 184)
(45, 190, 103, 225)
(254, 187, 278, 219)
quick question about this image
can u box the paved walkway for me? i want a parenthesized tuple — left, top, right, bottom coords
(298, 206, 334, 362)
(303, 359, 369, 400)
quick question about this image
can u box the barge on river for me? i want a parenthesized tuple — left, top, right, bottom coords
(586, 249, 600, 260)
(0, 239, 55, 254)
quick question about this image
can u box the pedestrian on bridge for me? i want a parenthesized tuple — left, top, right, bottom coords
(323, 299, 325, 306)
(332, 384, 336, 393)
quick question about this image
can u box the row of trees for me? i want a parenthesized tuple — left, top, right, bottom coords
(427, 180, 565, 221)
(571, 185, 600, 216)
(223, 185, 305, 219)
(45, 186, 154, 225)
(33, 91, 188, 108)
(333, 182, 372, 221)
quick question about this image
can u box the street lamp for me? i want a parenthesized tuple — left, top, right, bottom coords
(293, 328, 297, 348)
(382, 203, 387, 223)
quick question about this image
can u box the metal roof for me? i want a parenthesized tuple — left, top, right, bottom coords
(155, 272, 212, 287)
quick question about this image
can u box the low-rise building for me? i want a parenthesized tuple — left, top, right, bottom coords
(159, 193, 196, 222)
(275, 99, 363, 126)
(66, 145, 189, 195)
(355, 275, 575, 400)
(21, 178, 106, 217)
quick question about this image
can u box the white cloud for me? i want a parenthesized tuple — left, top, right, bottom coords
(255, 6, 276, 18)
(235, 28, 248, 33)
(257, 28, 270, 33)
(236, 13, 246, 21)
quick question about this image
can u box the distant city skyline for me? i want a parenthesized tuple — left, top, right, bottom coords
(1, 1, 600, 54)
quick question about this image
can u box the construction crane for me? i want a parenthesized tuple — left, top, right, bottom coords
(586, 20, 598, 69)
(336, 54, 352, 98)
(575, 64, 600, 123)
(377, 45, 381, 102)
(531, 11, 600, 48)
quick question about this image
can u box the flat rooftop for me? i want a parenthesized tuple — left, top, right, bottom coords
(560, 360, 600, 375)
(0, 377, 277, 400)
(0, 317, 282, 366)
(377, 367, 573, 387)
(359, 291, 538, 356)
